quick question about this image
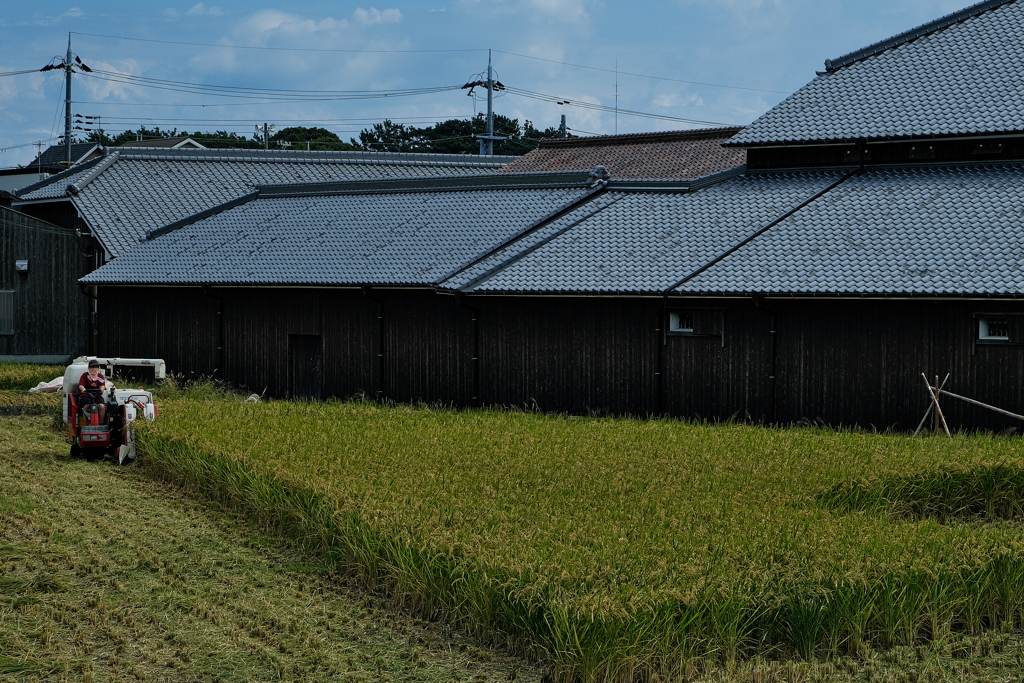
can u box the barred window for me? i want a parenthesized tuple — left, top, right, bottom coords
(979, 316, 1010, 341)
(668, 310, 694, 333)
(0, 291, 13, 335)
(667, 308, 725, 346)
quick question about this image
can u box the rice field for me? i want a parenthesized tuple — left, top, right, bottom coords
(0, 361, 65, 391)
(135, 397, 1024, 682)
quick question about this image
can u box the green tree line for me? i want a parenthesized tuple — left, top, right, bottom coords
(85, 115, 564, 156)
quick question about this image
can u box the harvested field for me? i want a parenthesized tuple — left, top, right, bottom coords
(0, 414, 544, 682)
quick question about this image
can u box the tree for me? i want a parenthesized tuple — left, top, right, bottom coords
(186, 130, 262, 149)
(270, 126, 356, 151)
(352, 119, 424, 152)
(351, 115, 563, 156)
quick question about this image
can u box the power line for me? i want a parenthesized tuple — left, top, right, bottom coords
(71, 32, 485, 54)
(71, 31, 786, 95)
(0, 68, 46, 78)
(82, 70, 462, 103)
(504, 86, 735, 127)
(494, 50, 789, 95)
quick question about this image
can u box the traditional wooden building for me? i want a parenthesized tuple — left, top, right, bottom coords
(0, 206, 92, 361)
(83, 0, 1024, 431)
(5, 147, 516, 357)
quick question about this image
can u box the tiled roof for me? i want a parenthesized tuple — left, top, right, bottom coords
(26, 142, 101, 168)
(677, 163, 1024, 295)
(80, 172, 600, 286)
(499, 128, 745, 178)
(117, 136, 206, 149)
(449, 170, 844, 294)
(15, 147, 515, 257)
(730, 0, 1024, 146)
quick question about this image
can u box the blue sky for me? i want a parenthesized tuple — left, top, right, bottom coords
(0, 0, 970, 167)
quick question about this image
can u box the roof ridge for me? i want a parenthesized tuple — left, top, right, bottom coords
(13, 155, 103, 197)
(537, 127, 743, 149)
(146, 191, 260, 241)
(824, 0, 1016, 72)
(114, 147, 516, 165)
(66, 150, 120, 196)
(256, 169, 609, 197)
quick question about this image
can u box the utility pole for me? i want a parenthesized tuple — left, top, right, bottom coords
(65, 34, 73, 166)
(484, 51, 495, 155)
(559, 114, 567, 138)
(257, 123, 276, 150)
(462, 51, 506, 156)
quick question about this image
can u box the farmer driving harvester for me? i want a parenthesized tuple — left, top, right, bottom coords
(78, 359, 113, 423)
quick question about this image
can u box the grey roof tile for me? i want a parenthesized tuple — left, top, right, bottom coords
(730, 0, 1024, 146)
(453, 171, 844, 294)
(81, 178, 595, 286)
(15, 148, 515, 257)
(678, 163, 1024, 295)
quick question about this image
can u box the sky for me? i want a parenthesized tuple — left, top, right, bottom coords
(0, 0, 973, 168)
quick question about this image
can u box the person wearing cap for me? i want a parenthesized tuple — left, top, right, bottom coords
(78, 359, 112, 423)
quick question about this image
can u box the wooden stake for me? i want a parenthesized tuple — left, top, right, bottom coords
(918, 373, 952, 436)
(937, 388, 1024, 423)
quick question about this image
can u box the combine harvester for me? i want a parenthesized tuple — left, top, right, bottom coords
(62, 357, 165, 464)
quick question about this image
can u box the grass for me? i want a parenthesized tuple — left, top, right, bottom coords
(132, 397, 1024, 681)
(0, 413, 544, 682)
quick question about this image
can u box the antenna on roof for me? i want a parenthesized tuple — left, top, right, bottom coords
(256, 123, 276, 150)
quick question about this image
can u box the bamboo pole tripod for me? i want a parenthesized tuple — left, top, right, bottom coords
(914, 372, 1024, 436)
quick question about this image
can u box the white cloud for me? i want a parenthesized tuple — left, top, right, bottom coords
(232, 10, 351, 44)
(525, 0, 588, 18)
(79, 59, 146, 101)
(652, 92, 704, 109)
(188, 3, 224, 17)
(353, 8, 403, 25)
(60, 8, 84, 19)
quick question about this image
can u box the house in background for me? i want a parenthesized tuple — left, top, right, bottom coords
(0, 143, 103, 195)
(116, 136, 206, 150)
(499, 127, 745, 178)
(81, 0, 1024, 432)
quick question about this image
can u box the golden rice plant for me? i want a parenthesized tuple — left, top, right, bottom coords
(136, 399, 1024, 681)
(0, 362, 65, 391)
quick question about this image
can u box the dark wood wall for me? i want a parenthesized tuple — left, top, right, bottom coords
(0, 206, 92, 359)
(96, 286, 1024, 432)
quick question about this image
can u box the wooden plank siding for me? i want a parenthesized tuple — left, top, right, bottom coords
(0, 206, 92, 358)
(474, 297, 660, 415)
(95, 286, 1024, 432)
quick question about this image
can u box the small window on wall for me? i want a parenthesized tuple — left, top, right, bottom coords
(668, 310, 693, 333)
(979, 316, 1010, 341)
(0, 290, 13, 335)
(667, 308, 725, 346)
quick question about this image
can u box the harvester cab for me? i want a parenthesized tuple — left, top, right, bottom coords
(62, 356, 165, 464)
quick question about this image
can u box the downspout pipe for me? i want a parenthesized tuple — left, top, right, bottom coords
(456, 294, 481, 408)
(656, 294, 668, 416)
(202, 285, 223, 378)
(77, 283, 98, 357)
(362, 286, 386, 400)
(751, 294, 778, 424)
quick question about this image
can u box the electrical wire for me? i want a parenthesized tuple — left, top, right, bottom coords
(71, 32, 485, 54)
(504, 86, 734, 126)
(82, 70, 462, 103)
(494, 50, 790, 95)
(0, 69, 46, 77)
(68, 32, 786, 95)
